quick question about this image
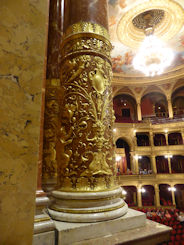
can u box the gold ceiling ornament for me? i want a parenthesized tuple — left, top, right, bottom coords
(117, 0, 184, 49)
(132, 9, 165, 31)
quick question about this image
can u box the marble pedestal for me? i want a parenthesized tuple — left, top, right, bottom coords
(34, 196, 55, 234)
(54, 208, 170, 245)
(33, 230, 55, 245)
(33, 209, 171, 245)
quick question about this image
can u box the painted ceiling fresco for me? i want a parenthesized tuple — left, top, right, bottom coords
(108, 0, 184, 75)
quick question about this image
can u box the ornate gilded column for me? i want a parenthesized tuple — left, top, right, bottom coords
(42, 0, 64, 193)
(48, 0, 128, 222)
(167, 98, 173, 118)
(34, 0, 57, 233)
(137, 101, 142, 121)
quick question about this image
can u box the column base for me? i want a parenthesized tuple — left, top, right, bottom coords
(48, 187, 128, 222)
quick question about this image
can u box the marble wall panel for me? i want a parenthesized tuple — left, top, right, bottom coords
(0, 0, 49, 244)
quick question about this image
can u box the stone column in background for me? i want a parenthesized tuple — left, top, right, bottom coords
(137, 185, 142, 208)
(149, 131, 154, 147)
(42, 0, 64, 193)
(133, 130, 137, 147)
(48, 0, 128, 222)
(165, 132, 168, 145)
(171, 186, 176, 206)
(137, 101, 142, 121)
(151, 155, 157, 174)
(134, 156, 139, 174)
(181, 130, 184, 144)
(130, 152, 135, 173)
(167, 98, 173, 118)
(154, 184, 160, 207)
(34, 26, 55, 235)
(168, 157, 172, 174)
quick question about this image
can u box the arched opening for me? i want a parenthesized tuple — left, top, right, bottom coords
(156, 156, 169, 174)
(171, 156, 184, 173)
(142, 185, 155, 206)
(168, 132, 183, 145)
(116, 138, 131, 174)
(138, 156, 152, 175)
(172, 86, 184, 117)
(136, 132, 150, 146)
(154, 134, 166, 146)
(122, 186, 137, 207)
(141, 92, 168, 119)
(174, 184, 184, 209)
(159, 184, 172, 206)
(113, 94, 137, 123)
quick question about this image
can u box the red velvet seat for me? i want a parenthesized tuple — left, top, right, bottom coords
(171, 230, 176, 235)
(175, 234, 181, 241)
(171, 235, 175, 241)
(174, 242, 180, 245)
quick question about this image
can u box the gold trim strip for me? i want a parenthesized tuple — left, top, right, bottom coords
(50, 203, 125, 214)
(57, 186, 121, 193)
(54, 194, 121, 202)
(34, 217, 51, 223)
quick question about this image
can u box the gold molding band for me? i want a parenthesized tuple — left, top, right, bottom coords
(53, 194, 122, 203)
(34, 217, 51, 223)
(57, 186, 120, 193)
(60, 32, 112, 64)
(50, 203, 125, 214)
(64, 22, 109, 40)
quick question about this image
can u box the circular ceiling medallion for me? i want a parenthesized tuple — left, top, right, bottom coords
(117, 0, 184, 49)
(132, 9, 165, 30)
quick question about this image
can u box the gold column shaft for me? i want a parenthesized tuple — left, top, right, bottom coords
(56, 22, 118, 192)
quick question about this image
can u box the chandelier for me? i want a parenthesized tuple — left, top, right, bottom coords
(132, 10, 174, 77)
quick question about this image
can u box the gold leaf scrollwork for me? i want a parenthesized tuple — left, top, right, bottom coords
(57, 23, 117, 191)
